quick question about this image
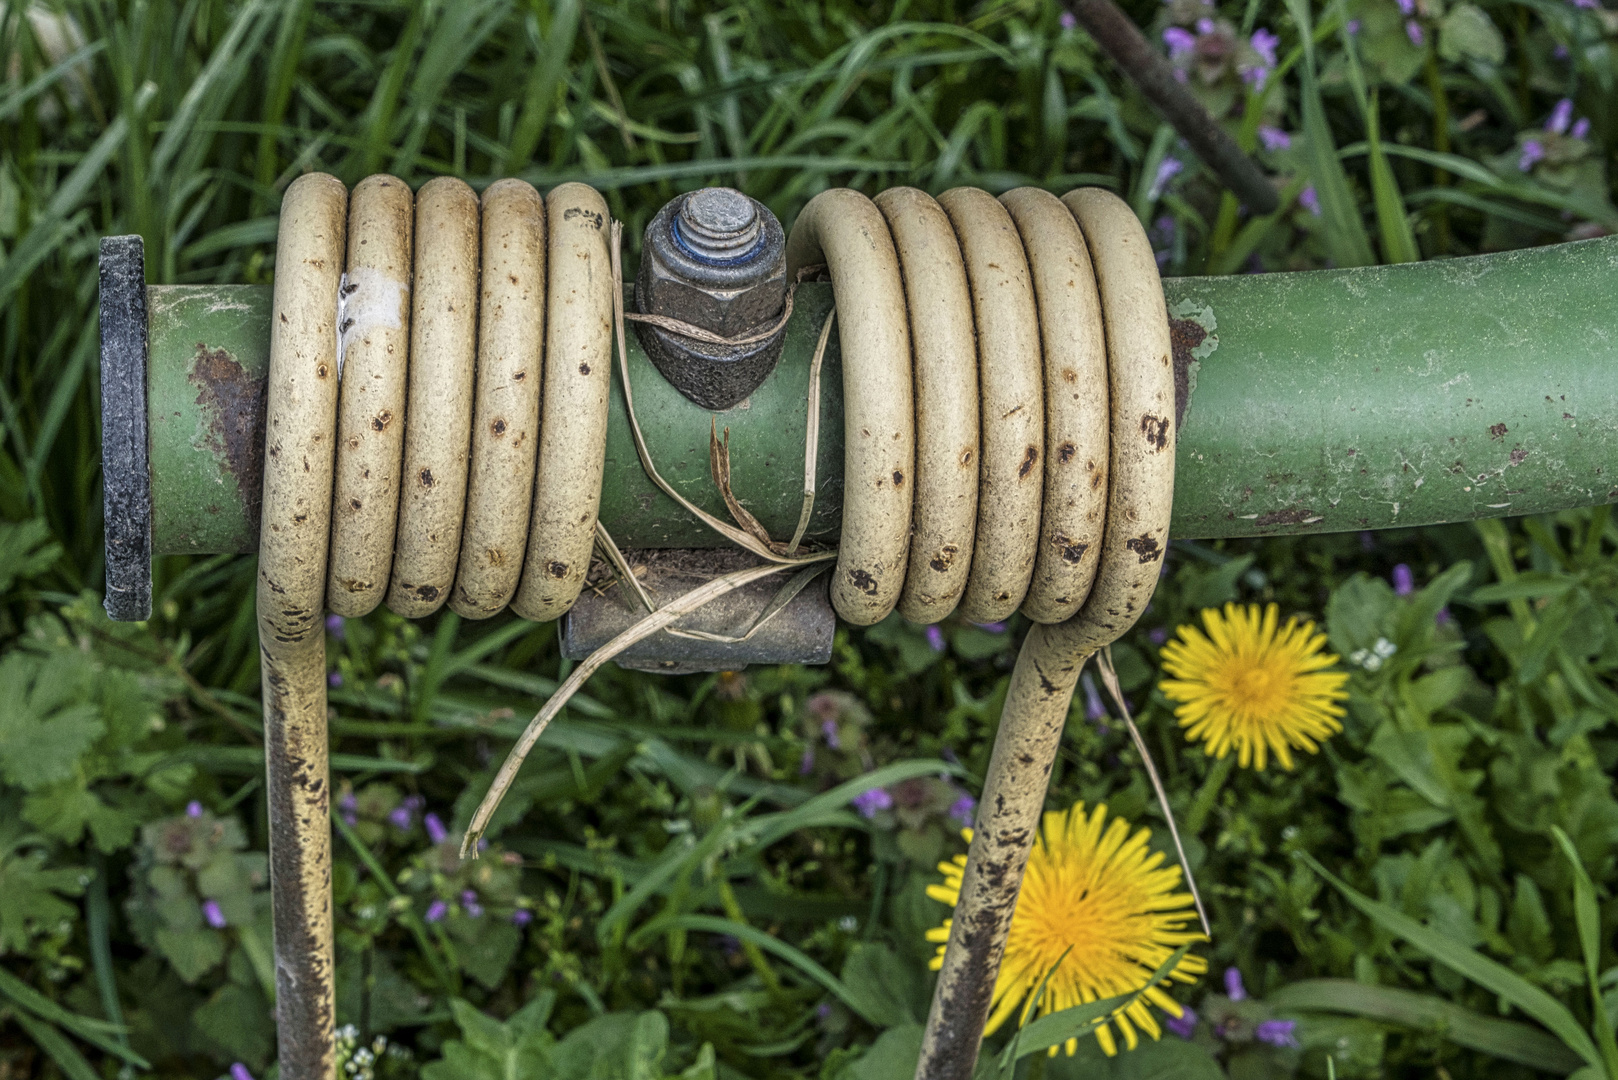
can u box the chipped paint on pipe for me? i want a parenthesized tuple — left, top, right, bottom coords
(147, 236, 1618, 556)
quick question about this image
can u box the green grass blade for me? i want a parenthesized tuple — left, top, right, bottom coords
(1300, 853, 1604, 1070)
(631, 914, 870, 1018)
(1552, 828, 1618, 1079)
(504, 0, 582, 174)
(0, 968, 148, 1068)
(1364, 91, 1420, 263)
(1282, 0, 1375, 267)
(9, 1011, 101, 1080)
(1269, 979, 1587, 1073)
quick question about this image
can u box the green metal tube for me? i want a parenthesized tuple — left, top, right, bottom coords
(146, 236, 1618, 557)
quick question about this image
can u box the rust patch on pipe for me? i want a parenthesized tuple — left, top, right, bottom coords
(189, 343, 267, 532)
(1167, 317, 1203, 428)
(1255, 506, 1316, 527)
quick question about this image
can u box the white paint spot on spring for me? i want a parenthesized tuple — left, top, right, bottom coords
(336, 267, 409, 379)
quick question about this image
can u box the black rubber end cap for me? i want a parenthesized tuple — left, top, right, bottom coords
(100, 235, 151, 622)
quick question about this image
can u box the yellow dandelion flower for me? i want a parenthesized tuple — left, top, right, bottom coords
(925, 803, 1207, 1057)
(1160, 602, 1349, 770)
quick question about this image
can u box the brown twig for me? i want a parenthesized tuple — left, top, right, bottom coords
(1064, 0, 1280, 214)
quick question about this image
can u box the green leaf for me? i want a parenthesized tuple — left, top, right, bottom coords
(154, 926, 227, 983)
(1298, 852, 1604, 1070)
(421, 997, 557, 1080)
(0, 967, 148, 1069)
(9, 1010, 101, 1080)
(0, 518, 60, 593)
(0, 652, 104, 791)
(836, 1024, 924, 1080)
(1285, 0, 1376, 267)
(1552, 828, 1618, 1079)
(1268, 979, 1586, 1072)
(1438, 4, 1506, 64)
(840, 941, 920, 1028)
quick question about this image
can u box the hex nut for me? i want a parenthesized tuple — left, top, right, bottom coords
(634, 188, 789, 410)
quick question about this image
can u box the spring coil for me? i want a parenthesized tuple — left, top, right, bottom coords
(257, 173, 1174, 1080)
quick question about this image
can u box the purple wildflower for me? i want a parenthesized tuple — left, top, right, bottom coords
(816, 1003, 834, 1020)
(1242, 64, 1269, 89)
(1572, 117, 1591, 139)
(202, 900, 227, 929)
(461, 890, 483, 918)
(1519, 139, 1546, 171)
(186, 801, 204, 819)
(926, 625, 946, 652)
(1571, 0, 1598, 9)
(1197, 16, 1216, 33)
(1405, 19, 1425, 44)
(1553, 43, 1571, 58)
(231, 1065, 255, 1080)
(1299, 186, 1322, 215)
(1225, 967, 1248, 1000)
(1548, 98, 1574, 134)
(1396, 0, 1416, 14)
(339, 792, 358, 827)
(1258, 126, 1292, 151)
(852, 787, 893, 818)
(328, 671, 343, 688)
(948, 793, 976, 826)
(799, 746, 815, 775)
(325, 614, 346, 640)
(1250, 28, 1280, 66)
(1256, 1019, 1300, 1048)
(1165, 1005, 1199, 1038)
(1360, 531, 1376, 551)
(424, 813, 448, 845)
(388, 804, 414, 830)
(1150, 626, 1169, 645)
(1060, 10, 1078, 29)
(1164, 26, 1197, 58)
(1082, 672, 1107, 722)
(977, 621, 1007, 633)
(1149, 157, 1183, 200)
(1436, 606, 1453, 626)
(425, 900, 448, 923)
(512, 909, 533, 927)
(821, 718, 841, 749)
(1347, 18, 1362, 33)
(1392, 563, 1415, 596)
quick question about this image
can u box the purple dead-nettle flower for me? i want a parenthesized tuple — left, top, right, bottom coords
(1348, 18, 1362, 32)
(1570, 0, 1599, 9)
(1225, 966, 1248, 1000)
(852, 786, 893, 818)
(1572, 117, 1591, 139)
(325, 614, 346, 640)
(1405, 19, 1425, 44)
(1082, 672, 1107, 722)
(926, 625, 946, 652)
(425, 900, 448, 923)
(339, 792, 358, 827)
(816, 1002, 834, 1020)
(1396, 0, 1416, 15)
(1519, 139, 1546, 171)
(1165, 1005, 1199, 1038)
(460, 890, 483, 918)
(977, 621, 1007, 633)
(1436, 606, 1453, 626)
(1256, 1019, 1300, 1048)
(949, 793, 977, 826)
(512, 909, 533, 927)
(424, 813, 448, 845)
(1392, 563, 1414, 596)
(821, 718, 841, 749)
(186, 801, 204, 819)
(328, 671, 343, 688)
(1553, 43, 1571, 58)
(1150, 626, 1169, 645)
(1150, 157, 1184, 200)
(231, 1065, 255, 1080)
(1197, 15, 1217, 32)
(388, 804, 413, 830)
(1299, 186, 1322, 215)
(202, 900, 227, 929)
(1259, 126, 1292, 151)
(799, 747, 815, 775)
(1060, 10, 1078, 29)
(1547, 97, 1574, 134)
(1250, 28, 1280, 66)
(1164, 25, 1197, 58)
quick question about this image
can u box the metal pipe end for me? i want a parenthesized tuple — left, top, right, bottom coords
(100, 235, 152, 622)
